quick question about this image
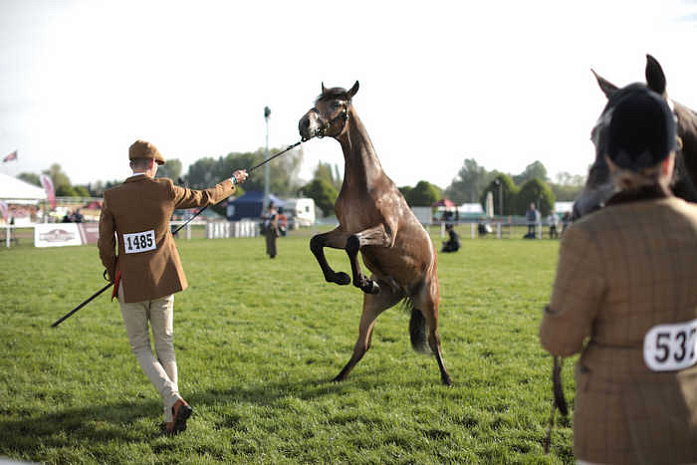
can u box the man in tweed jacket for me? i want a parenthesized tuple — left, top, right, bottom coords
(99, 140, 248, 434)
(540, 86, 697, 464)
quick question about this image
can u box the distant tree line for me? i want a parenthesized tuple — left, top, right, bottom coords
(15, 151, 585, 219)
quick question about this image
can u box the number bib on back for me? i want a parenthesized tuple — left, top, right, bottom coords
(123, 230, 156, 254)
(643, 319, 697, 371)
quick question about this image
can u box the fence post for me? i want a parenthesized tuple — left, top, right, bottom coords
(5, 224, 10, 248)
(496, 222, 501, 239)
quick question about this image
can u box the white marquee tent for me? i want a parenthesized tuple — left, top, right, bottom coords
(0, 172, 47, 204)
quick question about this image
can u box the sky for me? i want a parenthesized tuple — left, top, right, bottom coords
(1, 0, 697, 191)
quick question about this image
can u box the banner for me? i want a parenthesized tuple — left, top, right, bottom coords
(39, 174, 56, 209)
(34, 224, 82, 247)
(34, 223, 100, 247)
(0, 200, 8, 221)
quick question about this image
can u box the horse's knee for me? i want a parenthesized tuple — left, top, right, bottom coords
(346, 235, 360, 254)
(310, 235, 325, 254)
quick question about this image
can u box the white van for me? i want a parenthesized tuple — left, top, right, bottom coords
(283, 198, 316, 227)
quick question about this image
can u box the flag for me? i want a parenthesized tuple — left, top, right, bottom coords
(39, 174, 56, 209)
(2, 151, 17, 163)
(0, 201, 8, 221)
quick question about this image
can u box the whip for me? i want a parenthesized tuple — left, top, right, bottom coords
(51, 141, 303, 328)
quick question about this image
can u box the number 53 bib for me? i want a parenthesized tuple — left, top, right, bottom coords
(644, 319, 697, 372)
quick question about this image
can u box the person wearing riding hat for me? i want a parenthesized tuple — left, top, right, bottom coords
(98, 139, 248, 434)
(262, 201, 279, 258)
(540, 85, 697, 464)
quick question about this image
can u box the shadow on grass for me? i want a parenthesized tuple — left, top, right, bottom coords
(0, 398, 163, 453)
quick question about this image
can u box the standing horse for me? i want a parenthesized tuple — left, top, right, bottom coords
(573, 54, 697, 219)
(298, 82, 453, 386)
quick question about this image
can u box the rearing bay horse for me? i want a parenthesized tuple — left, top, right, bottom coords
(298, 82, 453, 386)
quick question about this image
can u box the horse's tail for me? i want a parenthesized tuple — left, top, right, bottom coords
(407, 299, 431, 354)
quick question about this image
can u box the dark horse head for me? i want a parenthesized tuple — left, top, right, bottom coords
(573, 55, 697, 219)
(298, 82, 360, 141)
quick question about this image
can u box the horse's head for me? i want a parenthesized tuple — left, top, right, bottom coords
(573, 55, 697, 219)
(299, 81, 359, 142)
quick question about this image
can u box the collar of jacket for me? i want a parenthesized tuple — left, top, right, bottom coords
(124, 174, 153, 183)
(605, 183, 673, 207)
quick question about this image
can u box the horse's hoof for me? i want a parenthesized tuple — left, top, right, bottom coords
(334, 272, 350, 285)
(331, 375, 345, 383)
(441, 375, 454, 386)
(362, 281, 380, 295)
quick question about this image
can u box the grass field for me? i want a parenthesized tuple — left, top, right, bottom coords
(0, 229, 577, 464)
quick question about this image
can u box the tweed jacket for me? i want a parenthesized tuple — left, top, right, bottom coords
(540, 190, 697, 465)
(98, 175, 236, 303)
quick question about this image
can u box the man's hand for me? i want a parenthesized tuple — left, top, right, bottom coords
(233, 170, 248, 185)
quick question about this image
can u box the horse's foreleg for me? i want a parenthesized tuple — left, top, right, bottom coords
(310, 229, 351, 286)
(345, 225, 392, 294)
(333, 282, 403, 382)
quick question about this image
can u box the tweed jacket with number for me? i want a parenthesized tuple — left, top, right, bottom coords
(98, 175, 235, 303)
(540, 191, 697, 465)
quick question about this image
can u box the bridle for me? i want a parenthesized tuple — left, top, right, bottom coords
(305, 100, 350, 141)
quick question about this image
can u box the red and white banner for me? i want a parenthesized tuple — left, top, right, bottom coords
(39, 174, 56, 209)
(34, 223, 100, 247)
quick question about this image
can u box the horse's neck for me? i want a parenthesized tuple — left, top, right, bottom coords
(338, 108, 385, 189)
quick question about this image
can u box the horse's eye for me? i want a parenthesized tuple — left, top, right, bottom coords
(331, 101, 342, 110)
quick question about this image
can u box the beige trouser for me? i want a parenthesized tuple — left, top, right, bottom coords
(118, 281, 180, 422)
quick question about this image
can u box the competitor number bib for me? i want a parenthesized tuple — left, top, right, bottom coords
(643, 318, 697, 371)
(123, 230, 156, 254)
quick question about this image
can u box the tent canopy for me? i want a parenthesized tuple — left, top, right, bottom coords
(226, 191, 284, 220)
(0, 172, 47, 203)
(431, 198, 456, 208)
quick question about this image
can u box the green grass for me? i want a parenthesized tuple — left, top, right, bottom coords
(0, 231, 576, 464)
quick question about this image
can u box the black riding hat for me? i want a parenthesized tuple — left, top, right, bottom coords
(596, 84, 678, 171)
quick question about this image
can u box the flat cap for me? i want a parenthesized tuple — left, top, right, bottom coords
(129, 140, 165, 165)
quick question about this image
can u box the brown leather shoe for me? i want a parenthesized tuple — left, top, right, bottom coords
(165, 399, 193, 435)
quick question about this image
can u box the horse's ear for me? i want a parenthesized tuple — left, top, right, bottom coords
(347, 81, 359, 99)
(591, 69, 618, 99)
(321, 82, 327, 95)
(646, 54, 667, 95)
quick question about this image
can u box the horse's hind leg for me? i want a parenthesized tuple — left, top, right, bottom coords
(414, 278, 453, 386)
(310, 228, 351, 286)
(333, 280, 404, 382)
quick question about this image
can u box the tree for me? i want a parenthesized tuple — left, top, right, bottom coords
(398, 185, 413, 199)
(42, 164, 76, 196)
(404, 180, 441, 206)
(73, 185, 90, 197)
(300, 178, 338, 217)
(186, 147, 304, 198)
(513, 160, 549, 185)
(516, 178, 555, 216)
(156, 158, 183, 181)
(445, 158, 496, 203)
(314, 162, 342, 191)
(17, 173, 40, 187)
(480, 173, 518, 216)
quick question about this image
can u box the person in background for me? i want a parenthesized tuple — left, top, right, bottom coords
(540, 85, 697, 464)
(525, 202, 540, 238)
(262, 201, 279, 258)
(547, 212, 559, 239)
(441, 223, 460, 252)
(98, 140, 248, 435)
(72, 208, 84, 223)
